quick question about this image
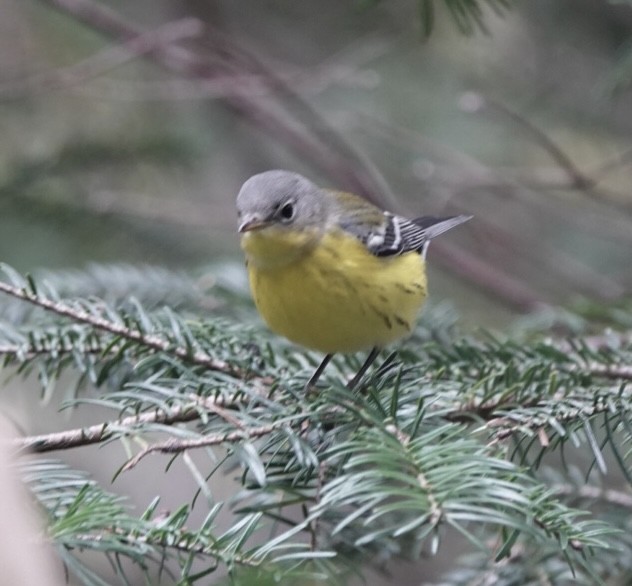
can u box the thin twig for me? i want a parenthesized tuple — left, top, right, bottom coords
(39, 0, 386, 202)
(357, 111, 629, 298)
(0, 279, 243, 378)
(462, 92, 594, 191)
(3, 36, 383, 102)
(431, 240, 546, 312)
(387, 424, 443, 525)
(72, 530, 260, 567)
(553, 484, 632, 509)
(464, 92, 632, 211)
(202, 399, 247, 429)
(444, 397, 542, 425)
(11, 395, 237, 453)
(210, 27, 393, 206)
(0, 18, 204, 98)
(309, 461, 327, 551)
(483, 392, 621, 445)
(586, 362, 632, 381)
(362, 110, 632, 255)
(121, 422, 282, 472)
(590, 147, 632, 183)
(444, 374, 632, 430)
(0, 343, 105, 359)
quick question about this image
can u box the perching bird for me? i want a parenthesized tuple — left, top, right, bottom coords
(236, 170, 471, 389)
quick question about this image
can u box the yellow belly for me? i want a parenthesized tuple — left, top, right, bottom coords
(243, 230, 427, 354)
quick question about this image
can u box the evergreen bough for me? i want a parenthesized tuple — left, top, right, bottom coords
(1, 262, 631, 585)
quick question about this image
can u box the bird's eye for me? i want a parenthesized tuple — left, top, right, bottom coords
(279, 202, 294, 221)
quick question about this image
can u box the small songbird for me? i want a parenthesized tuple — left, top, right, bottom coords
(236, 170, 470, 389)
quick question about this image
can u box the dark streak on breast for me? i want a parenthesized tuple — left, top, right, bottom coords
(396, 283, 416, 295)
(369, 303, 392, 330)
(395, 315, 411, 330)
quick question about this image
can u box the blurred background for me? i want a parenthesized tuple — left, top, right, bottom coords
(2, 0, 631, 323)
(1, 0, 631, 584)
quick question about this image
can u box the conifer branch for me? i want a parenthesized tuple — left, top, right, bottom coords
(3, 264, 631, 583)
(12, 395, 240, 453)
(0, 278, 244, 377)
(0, 342, 104, 359)
(121, 422, 284, 472)
(71, 531, 261, 567)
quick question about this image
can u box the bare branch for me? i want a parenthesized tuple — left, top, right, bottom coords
(39, 0, 387, 202)
(2, 34, 382, 102)
(590, 147, 632, 183)
(431, 240, 546, 312)
(462, 92, 632, 211)
(460, 92, 594, 191)
(355, 111, 630, 302)
(0, 18, 204, 98)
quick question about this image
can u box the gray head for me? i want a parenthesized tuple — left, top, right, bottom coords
(236, 170, 328, 234)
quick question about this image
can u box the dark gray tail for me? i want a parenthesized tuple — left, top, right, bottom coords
(413, 215, 472, 258)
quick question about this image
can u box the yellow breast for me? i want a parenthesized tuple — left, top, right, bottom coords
(241, 228, 427, 354)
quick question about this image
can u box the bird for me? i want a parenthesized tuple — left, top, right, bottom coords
(236, 170, 471, 390)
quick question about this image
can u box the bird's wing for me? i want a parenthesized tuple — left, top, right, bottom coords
(366, 214, 470, 258)
(327, 190, 471, 258)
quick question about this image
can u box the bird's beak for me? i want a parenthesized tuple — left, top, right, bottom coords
(238, 217, 272, 233)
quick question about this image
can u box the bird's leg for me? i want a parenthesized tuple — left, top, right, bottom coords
(305, 353, 334, 392)
(374, 351, 398, 378)
(347, 347, 380, 390)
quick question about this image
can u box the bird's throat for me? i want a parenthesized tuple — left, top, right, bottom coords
(240, 226, 322, 270)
